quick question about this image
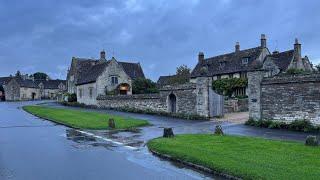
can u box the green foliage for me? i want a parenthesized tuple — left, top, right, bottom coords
(212, 78, 247, 97)
(315, 64, 320, 71)
(245, 119, 319, 132)
(15, 70, 21, 77)
(286, 68, 305, 74)
(31, 72, 49, 80)
(132, 78, 159, 94)
(23, 105, 149, 130)
(169, 65, 191, 85)
(105, 89, 117, 95)
(67, 93, 77, 102)
(148, 134, 320, 180)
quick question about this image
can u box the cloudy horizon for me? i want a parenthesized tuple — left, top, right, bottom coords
(1, 0, 320, 81)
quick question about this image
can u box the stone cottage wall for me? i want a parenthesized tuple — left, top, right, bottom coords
(248, 72, 320, 124)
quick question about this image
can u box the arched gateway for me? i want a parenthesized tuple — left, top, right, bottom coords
(168, 93, 177, 113)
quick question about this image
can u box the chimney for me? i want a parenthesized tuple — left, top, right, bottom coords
(294, 38, 301, 60)
(198, 52, 204, 63)
(100, 50, 106, 60)
(235, 42, 240, 52)
(261, 34, 267, 48)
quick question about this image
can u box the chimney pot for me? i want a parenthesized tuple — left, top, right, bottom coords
(198, 52, 204, 63)
(235, 42, 240, 52)
(100, 50, 106, 60)
(261, 34, 267, 48)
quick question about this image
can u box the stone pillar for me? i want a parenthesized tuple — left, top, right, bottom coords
(248, 70, 265, 120)
(196, 77, 210, 117)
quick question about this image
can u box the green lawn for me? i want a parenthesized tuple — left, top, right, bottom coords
(23, 105, 150, 130)
(148, 134, 320, 180)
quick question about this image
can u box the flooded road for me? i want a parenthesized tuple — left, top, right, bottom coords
(0, 101, 313, 180)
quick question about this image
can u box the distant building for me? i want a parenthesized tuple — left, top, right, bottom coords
(2, 76, 66, 101)
(190, 34, 313, 96)
(66, 50, 145, 105)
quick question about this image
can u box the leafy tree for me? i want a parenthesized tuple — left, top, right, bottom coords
(315, 64, 320, 71)
(15, 70, 21, 77)
(167, 65, 191, 85)
(31, 72, 49, 80)
(132, 78, 159, 94)
(212, 78, 248, 97)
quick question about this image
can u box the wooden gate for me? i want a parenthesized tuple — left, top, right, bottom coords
(209, 89, 224, 117)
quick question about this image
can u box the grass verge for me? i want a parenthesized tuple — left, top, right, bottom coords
(23, 105, 150, 130)
(148, 134, 320, 180)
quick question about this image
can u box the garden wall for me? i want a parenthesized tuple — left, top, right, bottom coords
(248, 72, 320, 124)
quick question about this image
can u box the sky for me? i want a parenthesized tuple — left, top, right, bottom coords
(0, 0, 320, 81)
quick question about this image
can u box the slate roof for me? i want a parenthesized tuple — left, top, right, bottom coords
(0, 77, 11, 86)
(72, 57, 145, 85)
(264, 50, 294, 71)
(191, 47, 263, 77)
(157, 75, 177, 87)
(4, 77, 66, 89)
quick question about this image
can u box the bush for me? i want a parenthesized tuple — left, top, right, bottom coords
(286, 68, 305, 74)
(212, 78, 247, 97)
(214, 125, 224, 135)
(305, 135, 318, 146)
(67, 93, 77, 102)
(245, 119, 318, 133)
(132, 78, 159, 94)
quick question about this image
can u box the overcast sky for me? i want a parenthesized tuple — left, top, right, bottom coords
(0, 0, 320, 80)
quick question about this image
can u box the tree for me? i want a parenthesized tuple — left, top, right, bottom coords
(168, 65, 191, 85)
(15, 70, 21, 77)
(132, 78, 159, 94)
(32, 72, 49, 80)
(315, 64, 320, 71)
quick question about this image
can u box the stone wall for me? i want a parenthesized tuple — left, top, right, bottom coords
(97, 93, 167, 112)
(248, 72, 320, 124)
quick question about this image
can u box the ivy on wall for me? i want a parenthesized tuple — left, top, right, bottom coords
(212, 77, 248, 97)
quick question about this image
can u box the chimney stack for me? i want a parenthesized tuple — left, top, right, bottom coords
(235, 42, 240, 52)
(261, 34, 267, 48)
(198, 52, 204, 63)
(100, 50, 106, 60)
(294, 38, 301, 60)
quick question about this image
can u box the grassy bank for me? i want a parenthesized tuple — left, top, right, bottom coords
(148, 134, 320, 179)
(23, 105, 150, 130)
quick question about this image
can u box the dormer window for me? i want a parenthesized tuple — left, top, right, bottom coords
(242, 57, 249, 65)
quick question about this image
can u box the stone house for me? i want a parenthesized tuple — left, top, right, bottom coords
(66, 50, 145, 105)
(191, 34, 270, 96)
(0, 77, 11, 101)
(3, 77, 66, 101)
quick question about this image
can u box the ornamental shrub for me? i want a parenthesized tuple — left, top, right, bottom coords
(305, 135, 318, 146)
(212, 78, 247, 97)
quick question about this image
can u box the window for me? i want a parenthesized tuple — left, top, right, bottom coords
(111, 76, 118, 85)
(89, 87, 93, 98)
(242, 57, 249, 65)
(229, 74, 233, 78)
(79, 89, 82, 98)
(217, 75, 221, 80)
(240, 72, 247, 78)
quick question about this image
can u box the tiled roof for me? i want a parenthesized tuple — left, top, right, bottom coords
(0, 77, 11, 86)
(36, 79, 66, 89)
(191, 47, 263, 77)
(264, 50, 294, 71)
(157, 75, 177, 87)
(73, 57, 145, 85)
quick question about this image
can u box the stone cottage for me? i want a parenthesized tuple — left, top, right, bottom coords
(3, 76, 66, 101)
(190, 34, 270, 96)
(66, 50, 145, 105)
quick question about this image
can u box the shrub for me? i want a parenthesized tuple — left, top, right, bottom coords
(67, 93, 77, 102)
(305, 135, 319, 146)
(245, 119, 318, 132)
(132, 78, 159, 94)
(286, 68, 305, 74)
(212, 78, 247, 97)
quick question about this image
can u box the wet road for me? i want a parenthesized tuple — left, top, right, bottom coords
(0, 101, 217, 180)
(0, 101, 316, 180)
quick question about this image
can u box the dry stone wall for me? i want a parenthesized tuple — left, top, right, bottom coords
(248, 72, 320, 124)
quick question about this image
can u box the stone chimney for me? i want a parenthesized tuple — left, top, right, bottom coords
(261, 34, 267, 48)
(235, 42, 240, 52)
(294, 38, 301, 61)
(198, 52, 205, 63)
(100, 50, 106, 60)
